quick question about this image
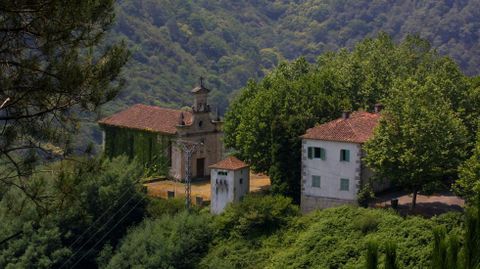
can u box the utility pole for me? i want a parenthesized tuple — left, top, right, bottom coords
(176, 139, 202, 210)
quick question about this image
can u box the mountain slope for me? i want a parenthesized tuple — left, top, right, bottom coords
(103, 0, 480, 114)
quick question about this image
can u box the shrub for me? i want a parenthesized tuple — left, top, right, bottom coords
(146, 197, 185, 218)
(354, 212, 380, 234)
(214, 195, 299, 239)
(105, 212, 213, 269)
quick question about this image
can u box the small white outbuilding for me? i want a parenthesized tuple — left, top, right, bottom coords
(209, 156, 250, 214)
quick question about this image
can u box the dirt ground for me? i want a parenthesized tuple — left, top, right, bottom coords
(372, 190, 465, 217)
(145, 173, 271, 202)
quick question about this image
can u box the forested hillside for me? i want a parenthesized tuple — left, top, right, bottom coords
(105, 0, 480, 115)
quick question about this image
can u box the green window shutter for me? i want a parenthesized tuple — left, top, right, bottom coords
(340, 178, 349, 191)
(308, 147, 313, 159)
(320, 148, 326, 160)
(340, 149, 350, 162)
(312, 175, 321, 188)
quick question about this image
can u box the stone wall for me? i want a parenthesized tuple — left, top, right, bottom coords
(301, 194, 357, 213)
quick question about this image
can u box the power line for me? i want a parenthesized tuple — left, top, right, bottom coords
(63, 179, 141, 253)
(59, 191, 141, 269)
(68, 196, 145, 269)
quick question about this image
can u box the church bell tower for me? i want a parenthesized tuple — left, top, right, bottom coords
(191, 77, 210, 114)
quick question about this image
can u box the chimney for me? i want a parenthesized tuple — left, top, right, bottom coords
(342, 111, 351, 119)
(374, 103, 384, 113)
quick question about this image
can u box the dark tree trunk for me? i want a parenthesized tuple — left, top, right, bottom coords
(411, 189, 418, 210)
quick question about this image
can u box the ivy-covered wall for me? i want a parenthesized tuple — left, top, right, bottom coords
(103, 126, 172, 176)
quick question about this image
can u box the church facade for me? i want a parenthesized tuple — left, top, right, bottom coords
(98, 81, 224, 181)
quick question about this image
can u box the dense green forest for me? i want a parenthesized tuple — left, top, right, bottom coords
(76, 0, 480, 147)
(3, 1, 480, 268)
(106, 0, 480, 116)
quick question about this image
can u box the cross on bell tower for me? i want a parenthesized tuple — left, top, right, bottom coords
(191, 76, 210, 113)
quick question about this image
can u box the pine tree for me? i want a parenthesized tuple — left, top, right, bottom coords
(0, 1, 129, 182)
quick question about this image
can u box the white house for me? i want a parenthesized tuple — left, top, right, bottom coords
(209, 156, 250, 214)
(300, 108, 385, 213)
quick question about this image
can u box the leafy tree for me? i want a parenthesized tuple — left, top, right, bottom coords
(226, 34, 475, 201)
(364, 77, 469, 208)
(454, 131, 480, 204)
(223, 58, 342, 200)
(0, 1, 129, 182)
(0, 156, 147, 268)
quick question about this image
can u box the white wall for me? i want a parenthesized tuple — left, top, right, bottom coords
(210, 168, 234, 214)
(211, 167, 249, 214)
(233, 168, 249, 203)
(302, 139, 361, 201)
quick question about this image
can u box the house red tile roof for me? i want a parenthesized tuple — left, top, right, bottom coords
(98, 104, 192, 134)
(209, 156, 249, 170)
(301, 111, 381, 143)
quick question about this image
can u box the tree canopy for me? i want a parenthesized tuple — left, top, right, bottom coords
(454, 131, 480, 204)
(0, 157, 146, 268)
(0, 0, 129, 183)
(104, 0, 480, 115)
(363, 77, 469, 207)
(224, 34, 478, 201)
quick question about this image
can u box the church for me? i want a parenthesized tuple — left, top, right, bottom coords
(98, 79, 224, 181)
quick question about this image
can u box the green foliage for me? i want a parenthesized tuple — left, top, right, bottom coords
(103, 127, 170, 177)
(226, 34, 476, 201)
(364, 72, 469, 207)
(107, 0, 480, 116)
(214, 195, 299, 239)
(384, 242, 399, 269)
(104, 211, 214, 269)
(357, 183, 375, 208)
(455, 132, 480, 204)
(0, 156, 147, 268)
(428, 202, 480, 269)
(365, 240, 379, 269)
(199, 205, 457, 269)
(77, 0, 480, 152)
(146, 197, 186, 218)
(463, 204, 480, 269)
(354, 212, 380, 235)
(431, 227, 448, 269)
(0, 0, 129, 178)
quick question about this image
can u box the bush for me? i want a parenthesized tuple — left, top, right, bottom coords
(354, 212, 380, 234)
(104, 212, 213, 269)
(214, 195, 299, 239)
(146, 197, 185, 218)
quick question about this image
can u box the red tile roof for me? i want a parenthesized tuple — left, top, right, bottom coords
(301, 111, 381, 143)
(209, 156, 249, 170)
(98, 104, 192, 135)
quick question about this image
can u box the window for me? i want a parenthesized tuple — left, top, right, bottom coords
(340, 178, 349, 191)
(198, 120, 203, 128)
(218, 171, 228, 176)
(239, 178, 243, 184)
(308, 147, 326, 160)
(311, 175, 321, 188)
(340, 149, 350, 162)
